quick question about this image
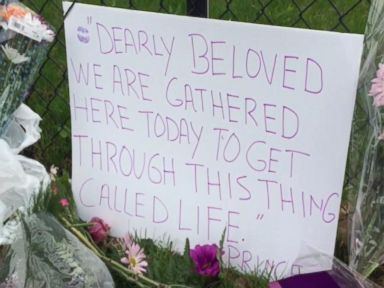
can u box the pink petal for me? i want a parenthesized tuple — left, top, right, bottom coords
(136, 264, 147, 274)
(133, 265, 145, 274)
(135, 254, 145, 262)
(269, 282, 282, 288)
(124, 234, 133, 248)
(130, 243, 141, 256)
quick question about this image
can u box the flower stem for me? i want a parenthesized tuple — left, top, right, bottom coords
(363, 262, 379, 278)
(59, 215, 167, 287)
(3, 63, 12, 89)
(102, 257, 164, 287)
(71, 223, 93, 228)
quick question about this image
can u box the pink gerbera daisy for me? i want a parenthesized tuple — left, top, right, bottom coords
(369, 63, 384, 107)
(121, 236, 148, 274)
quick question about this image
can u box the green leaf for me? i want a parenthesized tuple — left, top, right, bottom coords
(218, 227, 226, 267)
(184, 238, 190, 258)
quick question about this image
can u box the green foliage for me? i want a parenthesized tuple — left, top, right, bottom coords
(210, 0, 369, 33)
(28, 173, 271, 288)
(31, 171, 76, 220)
(218, 268, 270, 288)
(137, 238, 199, 287)
(218, 228, 226, 268)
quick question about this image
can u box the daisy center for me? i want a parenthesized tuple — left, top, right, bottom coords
(130, 256, 138, 268)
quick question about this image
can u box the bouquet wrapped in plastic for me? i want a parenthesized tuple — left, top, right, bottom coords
(0, 213, 114, 287)
(0, 0, 55, 242)
(0, 0, 54, 136)
(349, 0, 384, 278)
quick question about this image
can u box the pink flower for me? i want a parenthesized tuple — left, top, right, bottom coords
(59, 198, 69, 207)
(123, 233, 134, 247)
(269, 283, 282, 288)
(369, 63, 384, 107)
(88, 217, 110, 244)
(190, 244, 220, 277)
(121, 236, 148, 274)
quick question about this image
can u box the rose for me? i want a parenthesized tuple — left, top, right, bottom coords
(87, 217, 110, 244)
(190, 244, 220, 277)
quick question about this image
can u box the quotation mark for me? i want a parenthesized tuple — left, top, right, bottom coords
(256, 214, 264, 220)
(87, 16, 92, 24)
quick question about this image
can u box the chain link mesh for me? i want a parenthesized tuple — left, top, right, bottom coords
(20, 0, 370, 176)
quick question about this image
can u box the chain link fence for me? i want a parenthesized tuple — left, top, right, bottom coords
(20, 0, 371, 174)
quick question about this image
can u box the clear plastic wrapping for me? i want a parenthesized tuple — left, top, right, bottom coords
(290, 245, 381, 287)
(0, 104, 49, 241)
(0, 0, 54, 136)
(0, 213, 114, 287)
(348, 0, 384, 278)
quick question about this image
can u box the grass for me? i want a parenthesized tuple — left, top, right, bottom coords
(212, 0, 370, 33)
(25, 174, 271, 287)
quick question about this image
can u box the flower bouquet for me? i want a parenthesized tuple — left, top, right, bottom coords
(348, 0, 384, 280)
(0, 170, 271, 287)
(2, 170, 375, 287)
(0, 0, 54, 136)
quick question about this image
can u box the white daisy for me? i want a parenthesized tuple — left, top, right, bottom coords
(1, 44, 30, 64)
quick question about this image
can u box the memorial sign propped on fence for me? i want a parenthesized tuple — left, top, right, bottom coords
(64, 2, 363, 279)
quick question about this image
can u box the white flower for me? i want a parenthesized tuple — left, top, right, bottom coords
(1, 44, 30, 64)
(49, 165, 59, 182)
(23, 13, 41, 27)
(41, 28, 55, 42)
(0, 219, 20, 245)
(23, 13, 55, 43)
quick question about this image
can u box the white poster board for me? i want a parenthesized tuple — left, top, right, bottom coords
(64, 2, 363, 279)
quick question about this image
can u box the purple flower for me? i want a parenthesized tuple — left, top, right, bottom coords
(88, 217, 110, 244)
(369, 63, 384, 107)
(190, 244, 220, 277)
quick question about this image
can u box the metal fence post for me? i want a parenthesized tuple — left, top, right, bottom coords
(187, 0, 208, 18)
